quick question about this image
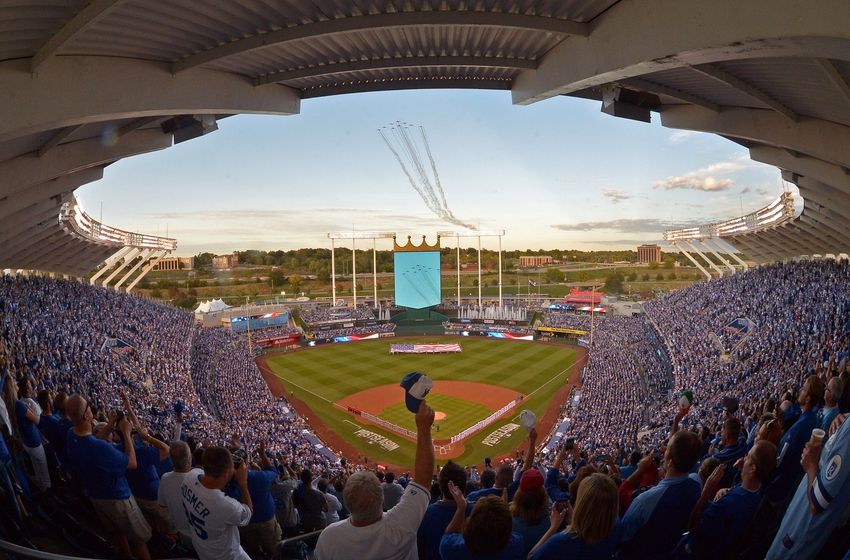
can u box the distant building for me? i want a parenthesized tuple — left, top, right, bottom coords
(637, 244, 662, 264)
(153, 256, 194, 271)
(213, 253, 239, 270)
(519, 255, 554, 268)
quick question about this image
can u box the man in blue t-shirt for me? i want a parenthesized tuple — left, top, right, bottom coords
(707, 417, 748, 489)
(417, 461, 472, 560)
(224, 443, 281, 558)
(767, 414, 850, 559)
(769, 376, 824, 506)
(66, 394, 151, 560)
(619, 430, 704, 560)
(679, 440, 777, 559)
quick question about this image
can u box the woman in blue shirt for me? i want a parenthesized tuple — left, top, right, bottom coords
(529, 473, 621, 560)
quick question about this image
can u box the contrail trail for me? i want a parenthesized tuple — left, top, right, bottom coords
(379, 121, 476, 230)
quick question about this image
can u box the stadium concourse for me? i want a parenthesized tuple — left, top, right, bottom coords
(0, 260, 848, 560)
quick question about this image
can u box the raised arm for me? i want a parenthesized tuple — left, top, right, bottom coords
(413, 402, 435, 488)
(522, 428, 538, 471)
(444, 481, 467, 534)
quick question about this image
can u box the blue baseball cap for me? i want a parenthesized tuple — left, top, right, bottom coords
(400, 371, 433, 413)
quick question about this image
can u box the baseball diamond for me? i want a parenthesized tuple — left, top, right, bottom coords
(257, 337, 581, 469)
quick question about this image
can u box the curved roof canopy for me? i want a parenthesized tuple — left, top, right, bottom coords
(1, 0, 849, 273)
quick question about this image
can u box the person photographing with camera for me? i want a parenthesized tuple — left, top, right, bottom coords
(180, 446, 253, 560)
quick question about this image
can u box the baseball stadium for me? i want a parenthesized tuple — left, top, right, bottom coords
(2, 2, 850, 560)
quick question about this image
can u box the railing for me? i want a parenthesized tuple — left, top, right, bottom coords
(664, 191, 795, 241)
(59, 198, 177, 250)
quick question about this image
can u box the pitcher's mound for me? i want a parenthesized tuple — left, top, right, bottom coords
(435, 411, 447, 421)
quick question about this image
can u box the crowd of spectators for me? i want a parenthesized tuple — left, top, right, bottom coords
(537, 310, 603, 331)
(300, 306, 375, 325)
(243, 325, 301, 341)
(442, 322, 534, 334)
(307, 323, 396, 340)
(1, 259, 850, 560)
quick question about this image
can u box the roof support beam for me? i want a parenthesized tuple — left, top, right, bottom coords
(0, 224, 61, 262)
(300, 77, 511, 99)
(89, 246, 134, 284)
(750, 146, 850, 197)
(789, 219, 845, 252)
(38, 124, 85, 157)
(816, 59, 850, 105)
(776, 222, 829, 255)
(745, 231, 789, 261)
(1, 56, 300, 142)
(0, 199, 64, 236)
(30, 0, 123, 71)
(687, 64, 798, 121)
(660, 106, 850, 169)
(0, 128, 171, 196)
(22, 236, 79, 270)
(512, 0, 850, 104)
(255, 55, 536, 86)
(0, 168, 103, 218)
(697, 239, 736, 273)
(725, 235, 769, 264)
(622, 78, 721, 112)
(798, 212, 850, 250)
(174, 11, 587, 73)
(768, 227, 820, 256)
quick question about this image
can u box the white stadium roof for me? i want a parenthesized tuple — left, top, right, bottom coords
(1, 0, 849, 278)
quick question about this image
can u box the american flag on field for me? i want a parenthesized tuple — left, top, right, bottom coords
(390, 343, 462, 354)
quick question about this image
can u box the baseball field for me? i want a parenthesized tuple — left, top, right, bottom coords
(258, 337, 580, 470)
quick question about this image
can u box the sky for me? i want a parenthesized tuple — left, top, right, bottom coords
(75, 89, 791, 256)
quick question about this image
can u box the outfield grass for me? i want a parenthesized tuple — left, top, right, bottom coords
(265, 337, 576, 468)
(379, 393, 492, 436)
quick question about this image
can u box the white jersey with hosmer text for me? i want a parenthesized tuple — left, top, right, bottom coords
(314, 481, 430, 560)
(158, 468, 203, 540)
(767, 416, 850, 560)
(180, 475, 252, 560)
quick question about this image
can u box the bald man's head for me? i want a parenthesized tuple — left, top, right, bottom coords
(67, 394, 88, 424)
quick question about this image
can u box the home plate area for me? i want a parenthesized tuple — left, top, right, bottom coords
(336, 380, 526, 458)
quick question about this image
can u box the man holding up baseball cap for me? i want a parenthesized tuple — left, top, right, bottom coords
(315, 372, 435, 560)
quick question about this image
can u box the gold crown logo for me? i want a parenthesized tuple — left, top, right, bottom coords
(393, 235, 441, 252)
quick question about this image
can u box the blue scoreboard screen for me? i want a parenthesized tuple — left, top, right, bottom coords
(394, 251, 441, 309)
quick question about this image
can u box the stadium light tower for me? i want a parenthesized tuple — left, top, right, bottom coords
(438, 229, 506, 308)
(327, 232, 395, 307)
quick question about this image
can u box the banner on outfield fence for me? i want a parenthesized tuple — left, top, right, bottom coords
(535, 326, 587, 335)
(390, 343, 462, 354)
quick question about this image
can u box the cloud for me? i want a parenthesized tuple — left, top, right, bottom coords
(740, 187, 751, 194)
(652, 154, 759, 192)
(601, 189, 633, 204)
(668, 130, 699, 144)
(143, 207, 450, 252)
(654, 176, 734, 191)
(552, 218, 702, 234)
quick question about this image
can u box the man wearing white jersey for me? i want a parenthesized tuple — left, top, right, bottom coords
(158, 441, 202, 548)
(315, 400, 435, 560)
(181, 446, 253, 560)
